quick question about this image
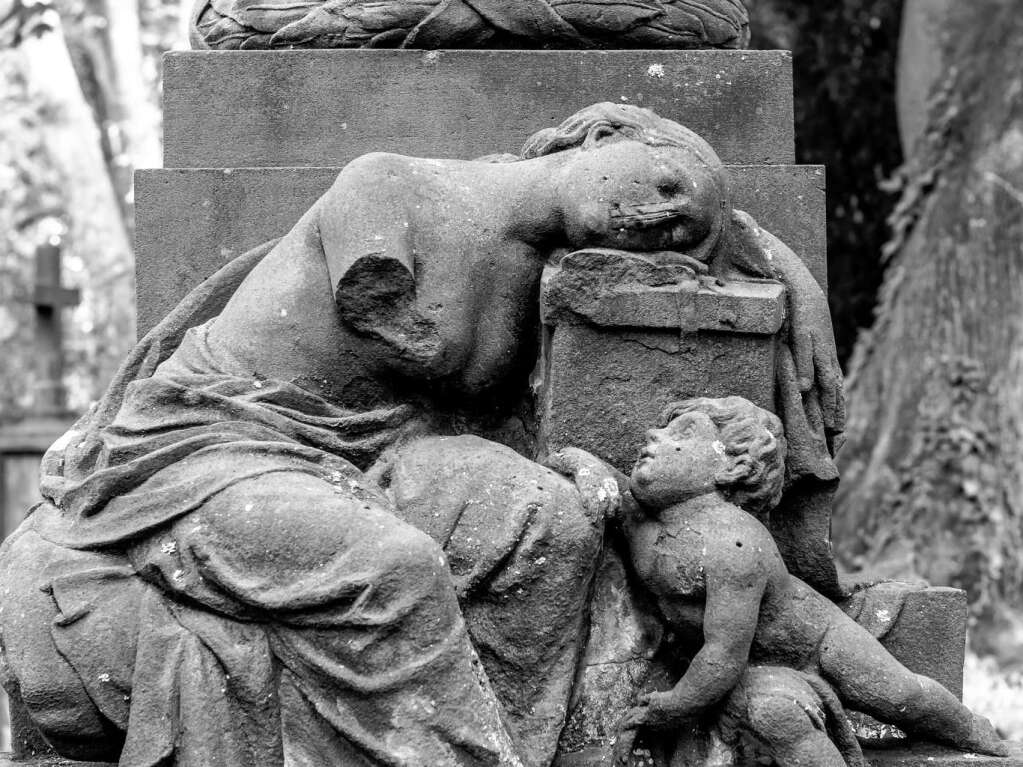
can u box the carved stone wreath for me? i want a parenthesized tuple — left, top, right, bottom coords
(191, 0, 749, 51)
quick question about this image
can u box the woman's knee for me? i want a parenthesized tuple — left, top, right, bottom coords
(373, 521, 450, 592)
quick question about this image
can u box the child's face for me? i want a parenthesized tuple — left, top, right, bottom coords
(630, 411, 727, 509)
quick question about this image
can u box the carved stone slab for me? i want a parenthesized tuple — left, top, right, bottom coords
(161, 50, 795, 168)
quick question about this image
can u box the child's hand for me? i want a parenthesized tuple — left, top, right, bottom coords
(544, 447, 627, 523)
(620, 690, 690, 731)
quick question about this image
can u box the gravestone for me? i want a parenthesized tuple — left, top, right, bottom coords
(1, 7, 1017, 767)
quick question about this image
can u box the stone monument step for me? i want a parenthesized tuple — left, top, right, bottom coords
(863, 743, 1023, 766)
(134, 164, 824, 337)
(2, 743, 1021, 766)
(161, 49, 795, 169)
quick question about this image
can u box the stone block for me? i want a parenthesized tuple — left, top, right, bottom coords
(536, 320, 778, 474)
(162, 50, 795, 168)
(542, 272, 786, 334)
(843, 583, 968, 698)
(134, 164, 824, 337)
(886, 587, 968, 698)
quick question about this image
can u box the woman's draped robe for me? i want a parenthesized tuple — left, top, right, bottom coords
(0, 240, 602, 767)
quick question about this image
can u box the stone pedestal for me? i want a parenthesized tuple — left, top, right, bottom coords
(537, 253, 785, 473)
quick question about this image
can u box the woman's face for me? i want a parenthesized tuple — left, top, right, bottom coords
(555, 140, 727, 254)
(630, 411, 727, 509)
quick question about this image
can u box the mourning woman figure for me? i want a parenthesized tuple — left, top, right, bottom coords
(0, 104, 841, 767)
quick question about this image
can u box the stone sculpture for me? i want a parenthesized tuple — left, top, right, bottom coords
(0, 104, 923, 766)
(615, 396, 1007, 765)
(190, 0, 749, 51)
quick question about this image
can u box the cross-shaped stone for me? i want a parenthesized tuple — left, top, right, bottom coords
(28, 239, 79, 414)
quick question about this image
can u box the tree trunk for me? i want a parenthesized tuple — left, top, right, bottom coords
(834, 0, 1023, 659)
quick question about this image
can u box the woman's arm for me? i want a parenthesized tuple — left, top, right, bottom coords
(316, 153, 478, 380)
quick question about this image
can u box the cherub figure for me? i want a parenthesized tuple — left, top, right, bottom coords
(617, 397, 1007, 765)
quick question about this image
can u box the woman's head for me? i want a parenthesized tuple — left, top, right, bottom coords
(631, 396, 786, 516)
(523, 103, 731, 256)
(521, 102, 722, 166)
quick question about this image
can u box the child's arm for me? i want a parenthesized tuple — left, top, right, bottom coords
(621, 534, 770, 730)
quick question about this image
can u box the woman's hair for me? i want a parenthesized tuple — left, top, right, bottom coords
(520, 102, 722, 168)
(660, 396, 786, 516)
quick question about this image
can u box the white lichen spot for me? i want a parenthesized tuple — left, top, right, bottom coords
(279, 308, 288, 318)
(601, 478, 620, 505)
(876, 608, 892, 624)
(340, 122, 348, 130)
(712, 440, 726, 456)
(253, 379, 264, 389)
(646, 63, 665, 78)
(172, 569, 185, 582)
(534, 556, 547, 566)
(244, 503, 254, 513)
(160, 541, 178, 556)
(97, 673, 111, 683)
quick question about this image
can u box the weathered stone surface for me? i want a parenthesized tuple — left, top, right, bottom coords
(864, 743, 1023, 766)
(542, 262, 786, 334)
(134, 164, 824, 337)
(555, 548, 666, 763)
(162, 50, 795, 168)
(537, 322, 777, 474)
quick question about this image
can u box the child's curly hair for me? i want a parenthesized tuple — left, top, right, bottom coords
(660, 396, 786, 517)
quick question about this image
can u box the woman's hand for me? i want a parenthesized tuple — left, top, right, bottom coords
(758, 228, 846, 443)
(543, 447, 629, 524)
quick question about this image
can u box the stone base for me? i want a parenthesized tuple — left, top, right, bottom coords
(2, 743, 1020, 766)
(863, 742, 1023, 766)
(6, 744, 1022, 766)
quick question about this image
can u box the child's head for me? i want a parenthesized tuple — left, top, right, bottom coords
(630, 396, 786, 516)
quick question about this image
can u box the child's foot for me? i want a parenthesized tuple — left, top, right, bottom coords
(968, 714, 1009, 757)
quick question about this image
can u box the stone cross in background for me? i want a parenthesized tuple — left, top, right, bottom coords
(28, 239, 80, 414)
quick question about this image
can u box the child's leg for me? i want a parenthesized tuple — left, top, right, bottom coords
(724, 666, 850, 767)
(818, 621, 1007, 756)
